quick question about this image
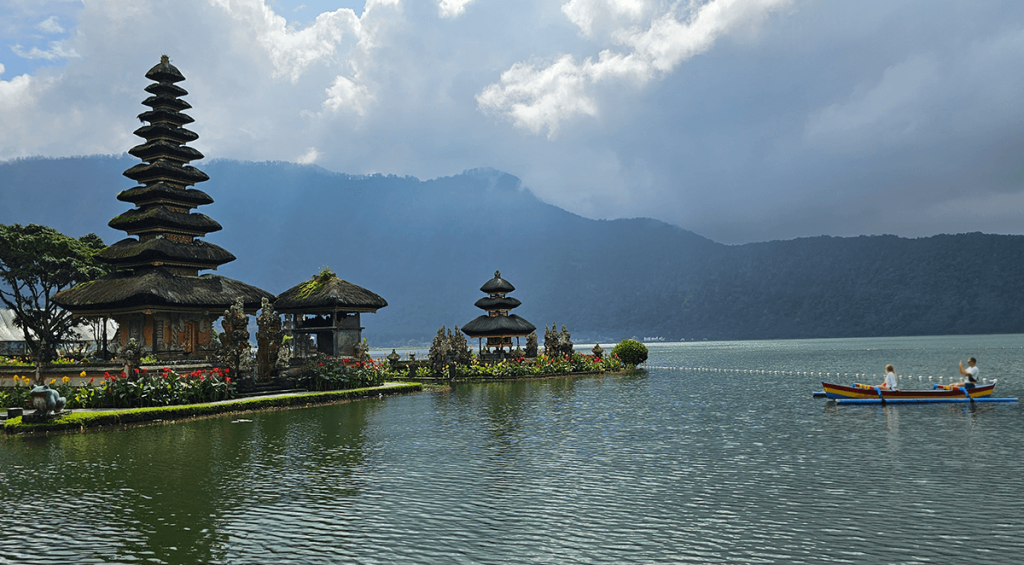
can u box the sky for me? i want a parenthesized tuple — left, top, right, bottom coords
(2, 0, 1024, 244)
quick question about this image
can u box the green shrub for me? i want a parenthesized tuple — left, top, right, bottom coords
(611, 340, 648, 367)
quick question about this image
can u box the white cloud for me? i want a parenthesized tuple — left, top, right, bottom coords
(296, 146, 319, 164)
(12, 40, 79, 60)
(36, 16, 66, 34)
(479, 0, 792, 136)
(209, 0, 363, 83)
(0, 67, 36, 113)
(438, 0, 475, 19)
(561, 0, 648, 37)
(323, 74, 372, 114)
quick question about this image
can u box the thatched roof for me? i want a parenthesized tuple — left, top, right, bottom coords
(462, 314, 535, 338)
(108, 207, 222, 235)
(98, 236, 234, 268)
(123, 159, 209, 185)
(142, 95, 191, 112)
(138, 108, 194, 126)
(129, 141, 204, 164)
(133, 123, 198, 145)
(53, 268, 272, 314)
(480, 270, 515, 294)
(146, 55, 185, 84)
(145, 82, 187, 98)
(117, 182, 213, 207)
(474, 296, 522, 311)
(275, 274, 388, 313)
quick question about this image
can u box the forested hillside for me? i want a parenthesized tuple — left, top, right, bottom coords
(3, 156, 1023, 345)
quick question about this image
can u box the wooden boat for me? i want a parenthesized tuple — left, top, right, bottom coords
(821, 381, 997, 403)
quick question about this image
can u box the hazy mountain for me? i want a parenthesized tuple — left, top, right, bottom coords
(3, 156, 1023, 345)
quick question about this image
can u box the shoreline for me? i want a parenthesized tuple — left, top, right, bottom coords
(2, 369, 639, 437)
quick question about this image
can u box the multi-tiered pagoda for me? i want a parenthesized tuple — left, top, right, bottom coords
(462, 271, 535, 356)
(55, 56, 272, 359)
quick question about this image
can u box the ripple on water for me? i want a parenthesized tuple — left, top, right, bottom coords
(2, 338, 1024, 563)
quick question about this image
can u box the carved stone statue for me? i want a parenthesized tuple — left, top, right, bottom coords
(216, 298, 250, 375)
(449, 325, 473, 366)
(353, 338, 369, 361)
(30, 385, 66, 415)
(525, 331, 538, 358)
(118, 337, 143, 378)
(543, 324, 557, 357)
(429, 326, 450, 374)
(255, 298, 283, 381)
(559, 325, 574, 359)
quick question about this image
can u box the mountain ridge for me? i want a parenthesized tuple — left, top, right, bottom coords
(2, 156, 1021, 345)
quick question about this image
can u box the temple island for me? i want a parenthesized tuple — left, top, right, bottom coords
(0, 56, 639, 432)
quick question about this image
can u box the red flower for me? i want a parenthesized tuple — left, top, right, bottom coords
(225, 376, 232, 383)
(200, 375, 206, 381)
(224, 368, 230, 374)
(134, 368, 140, 374)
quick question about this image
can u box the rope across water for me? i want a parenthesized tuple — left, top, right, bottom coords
(646, 366, 992, 384)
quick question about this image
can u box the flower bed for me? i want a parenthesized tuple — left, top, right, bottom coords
(452, 352, 623, 379)
(299, 354, 403, 391)
(2, 367, 235, 410)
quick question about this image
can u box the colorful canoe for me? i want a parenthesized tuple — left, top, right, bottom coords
(821, 381, 997, 402)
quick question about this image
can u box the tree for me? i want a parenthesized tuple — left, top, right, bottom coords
(611, 339, 648, 368)
(0, 223, 106, 375)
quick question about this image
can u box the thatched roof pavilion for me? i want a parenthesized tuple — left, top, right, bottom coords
(275, 270, 387, 358)
(54, 56, 272, 359)
(462, 270, 535, 354)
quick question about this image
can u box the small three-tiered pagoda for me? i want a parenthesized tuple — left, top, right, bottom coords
(54, 56, 272, 359)
(462, 270, 535, 356)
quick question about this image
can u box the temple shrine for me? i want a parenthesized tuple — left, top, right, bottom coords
(275, 270, 388, 358)
(54, 56, 272, 359)
(462, 271, 535, 356)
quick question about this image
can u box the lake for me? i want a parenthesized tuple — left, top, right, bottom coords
(2, 335, 1022, 564)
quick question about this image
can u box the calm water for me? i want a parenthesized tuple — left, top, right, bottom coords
(2, 335, 1022, 564)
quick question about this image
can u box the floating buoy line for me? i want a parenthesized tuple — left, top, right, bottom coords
(645, 366, 992, 384)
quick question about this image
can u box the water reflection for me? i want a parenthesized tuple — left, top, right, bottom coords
(2, 337, 1023, 563)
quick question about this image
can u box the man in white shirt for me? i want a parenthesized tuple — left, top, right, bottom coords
(950, 357, 979, 389)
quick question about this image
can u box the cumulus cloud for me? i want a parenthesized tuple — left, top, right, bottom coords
(12, 40, 79, 61)
(438, 0, 475, 19)
(296, 147, 319, 164)
(561, 0, 648, 37)
(478, 0, 792, 136)
(5, 0, 1024, 244)
(36, 16, 66, 34)
(323, 74, 372, 114)
(208, 0, 363, 83)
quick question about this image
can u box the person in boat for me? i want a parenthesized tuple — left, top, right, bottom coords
(950, 357, 979, 389)
(879, 365, 897, 389)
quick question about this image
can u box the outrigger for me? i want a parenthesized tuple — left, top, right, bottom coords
(815, 381, 1017, 404)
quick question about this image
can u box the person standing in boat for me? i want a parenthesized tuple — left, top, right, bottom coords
(950, 357, 979, 389)
(879, 365, 897, 389)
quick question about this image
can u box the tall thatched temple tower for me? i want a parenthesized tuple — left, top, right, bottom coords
(55, 55, 272, 359)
